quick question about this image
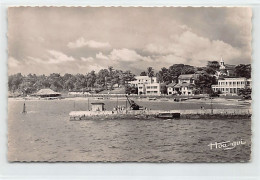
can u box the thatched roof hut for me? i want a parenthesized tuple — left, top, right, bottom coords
(33, 89, 61, 98)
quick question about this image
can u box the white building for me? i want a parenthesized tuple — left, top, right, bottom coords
(166, 74, 197, 95)
(137, 82, 166, 96)
(215, 58, 236, 78)
(145, 83, 166, 96)
(212, 78, 252, 94)
(129, 76, 166, 96)
(129, 76, 157, 87)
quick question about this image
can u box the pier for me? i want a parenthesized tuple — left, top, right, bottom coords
(69, 108, 251, 121)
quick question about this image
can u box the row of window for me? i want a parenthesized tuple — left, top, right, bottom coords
(213, 87, 242, 93)
(147, 91, 159, 94)
(146, 86, 158, 89)
(218, 81, 247, 86)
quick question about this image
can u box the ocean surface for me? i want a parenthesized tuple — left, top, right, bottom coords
(8, 98, 251, 162)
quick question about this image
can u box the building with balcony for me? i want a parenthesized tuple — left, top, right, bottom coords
(212, 78, 252, 94)
(167, 74, 197, 95)
(129, 76, 157, 87)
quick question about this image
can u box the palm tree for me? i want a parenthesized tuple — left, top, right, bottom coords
(147, 67, 154, 83)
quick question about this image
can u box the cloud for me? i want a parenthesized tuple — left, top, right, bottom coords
(48, 50, 75, 64)
(67, 38, 111, 49)
(8, 57, 20, 67)
(144, 30, 241, 63)
(109, 48, 152, 62)
(96, 52, 109, 60)
(81, 57, 94, 62)
(28, 50, 75, 64)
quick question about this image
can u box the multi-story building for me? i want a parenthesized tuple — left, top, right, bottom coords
(167, 74, 197, 95)
(129, 76, 166, 96)
(212, 78, 252, 94)
(145, 83, 166, 96)
(129, 76, 157, 87)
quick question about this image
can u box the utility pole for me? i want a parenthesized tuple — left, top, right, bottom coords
(87, 98, 89, 110)
(210, 97, 213, 114)
(126, 99, 127, 114)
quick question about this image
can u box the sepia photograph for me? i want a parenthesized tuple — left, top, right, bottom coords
(8, 7, 252, 162)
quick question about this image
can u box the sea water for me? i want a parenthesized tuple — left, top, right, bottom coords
(8, 98, 251, 162)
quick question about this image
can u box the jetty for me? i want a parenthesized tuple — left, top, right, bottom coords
(69, 108, 251, 121)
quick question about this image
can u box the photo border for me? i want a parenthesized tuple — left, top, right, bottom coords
(1, 1, 260, 179)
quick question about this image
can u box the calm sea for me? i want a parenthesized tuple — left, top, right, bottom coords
(8, 98, 251, 162)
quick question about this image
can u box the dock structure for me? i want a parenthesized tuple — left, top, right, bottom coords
(91, 102, 105, 111)
(69, 108, 251, 121)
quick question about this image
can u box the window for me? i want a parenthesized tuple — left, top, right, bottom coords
(147, 86, 150, 89)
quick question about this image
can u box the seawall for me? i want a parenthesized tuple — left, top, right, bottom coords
(69, 109, 251, 121)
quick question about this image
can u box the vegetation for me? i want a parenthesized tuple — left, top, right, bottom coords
(238, 88, 252, 99)
(8, 62, 251, 96)
(8, 67, 136, 95)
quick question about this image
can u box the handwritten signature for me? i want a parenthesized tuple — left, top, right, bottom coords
(208, 139, 246, 150)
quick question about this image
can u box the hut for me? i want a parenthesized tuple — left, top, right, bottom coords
(91, 102, 105, 111)
(33, 89, 61, 98)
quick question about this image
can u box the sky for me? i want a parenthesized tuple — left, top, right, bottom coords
(8, 7, 252, 75)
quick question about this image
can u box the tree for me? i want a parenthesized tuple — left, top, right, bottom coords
(122, 70, 135, 85)
(140, 71, 147, 76)
(238, 88, 252, 99)
(207, 61, 220, 71)
(125, 85, 138, 95)
(8, 73, 23, 92)
(235, 64, 251, 79)
(97, 69, 110, 87)
(86, 71, 96, 88)
(158, 67, 171, 84)
(48, 73, 64, 91)
(147, 67, 155, 83)
(195, 74, 217, 94)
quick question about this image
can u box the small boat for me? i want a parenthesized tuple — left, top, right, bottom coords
(149, 98, 157, 101)
(157, 112, 180, 119)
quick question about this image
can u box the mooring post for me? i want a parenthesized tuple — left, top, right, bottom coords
(22, 102, 26, 114)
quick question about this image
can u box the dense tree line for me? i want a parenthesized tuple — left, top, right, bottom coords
(8, 67, 136, 95)
(9, 62, 251, 95)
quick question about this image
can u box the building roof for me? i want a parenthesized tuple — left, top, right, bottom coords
(225, 64, 236, 70)
(166, 83, 177, 87)
(179, 83, 195, 87)
(34, 89, 61, 95)
(178, 74, 194, 79)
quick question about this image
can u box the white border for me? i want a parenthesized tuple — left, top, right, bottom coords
(0, 1, 260, 180)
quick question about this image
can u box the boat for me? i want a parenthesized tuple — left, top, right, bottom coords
(149, 97, 157, 101)
(157, 112, 181, 119)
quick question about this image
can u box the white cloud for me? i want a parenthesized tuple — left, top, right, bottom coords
(27, 50, 75, 64)
(48, 50, 75, 64)
(96, 52, 109, 60)
(8, 57, 20, 67)
(67, 37, 111, 49)
(144, 30, 241, 63)
(109, 48, 152, 62)
(81, 57, 94, 62)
